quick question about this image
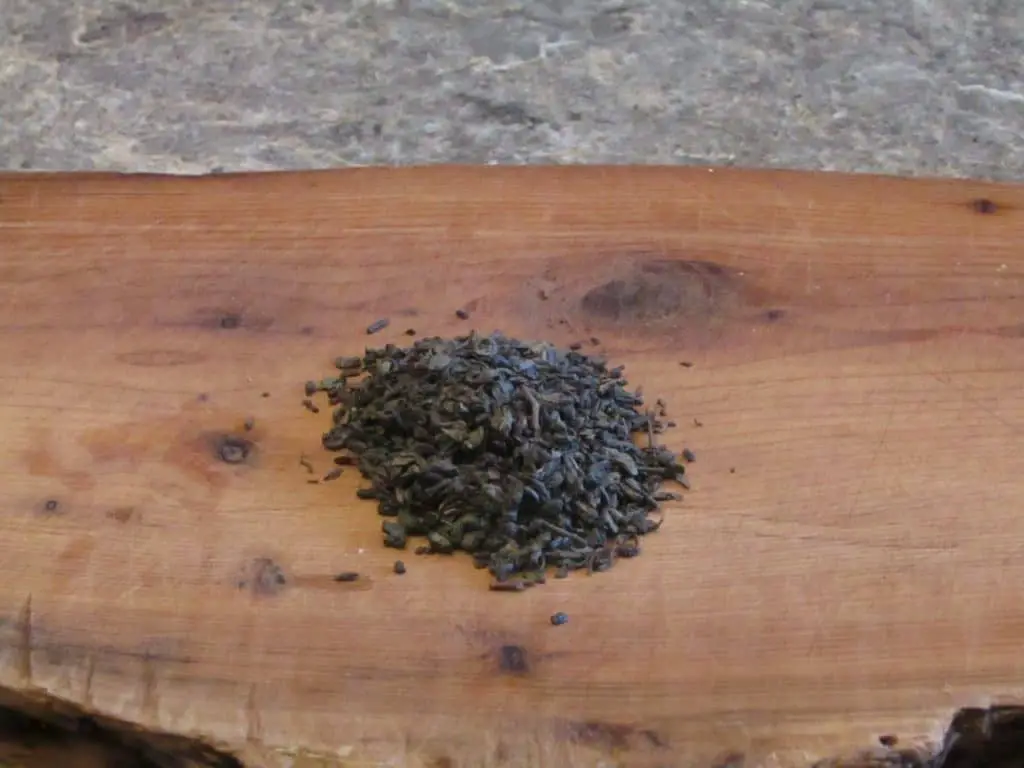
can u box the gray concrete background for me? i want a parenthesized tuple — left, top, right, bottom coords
(1, 0, 1022, 179)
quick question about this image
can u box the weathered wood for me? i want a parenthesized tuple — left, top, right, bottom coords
(0, 167, 1021, 767)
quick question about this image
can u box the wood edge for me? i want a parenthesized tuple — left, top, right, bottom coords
(5, 681, 1024, 768)
(0, 165, 1019, 193)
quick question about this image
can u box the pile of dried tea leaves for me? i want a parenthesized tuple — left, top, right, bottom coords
(307, 332, 689, 588)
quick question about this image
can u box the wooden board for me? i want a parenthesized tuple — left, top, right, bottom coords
(0, 166, 1022, 768)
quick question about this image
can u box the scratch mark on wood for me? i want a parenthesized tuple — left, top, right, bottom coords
(82, 653, 95, 707)
(246, 682, 262, 743)
(140, 652, 158, 724)
(17, 595, 32, 687)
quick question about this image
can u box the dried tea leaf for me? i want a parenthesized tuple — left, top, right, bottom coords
(309, 332, 691, 589)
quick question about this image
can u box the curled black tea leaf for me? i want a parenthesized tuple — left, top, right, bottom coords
(366, 318, 390, 335)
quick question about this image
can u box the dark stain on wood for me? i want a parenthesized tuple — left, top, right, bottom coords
(210, 433, 254, 465)
(580, 259, 742, 325)
(188, 307, 275, 333)
(493, 741, 509, 762)
(993, 323, 1024, 338)
(566, 720, 668, 751)
(970, 198, 998, 215)
(40, 499, 61, 515)
(640, 728, 668, 749)
(238, 557, 287, 597)
(497, 644, 529, 675)
(763, 308, 786, 323)
(106, 507, 136, 524)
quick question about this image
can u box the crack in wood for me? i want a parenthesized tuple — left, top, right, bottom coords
(245, 683, 262, 744)
(0, 685, 243, 767)
(81, 653, 95, 708)
(17, 595, 31, 688)
(139, 652, 159, 725)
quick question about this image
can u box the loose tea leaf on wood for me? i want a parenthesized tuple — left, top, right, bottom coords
(307, 332, 689, 587)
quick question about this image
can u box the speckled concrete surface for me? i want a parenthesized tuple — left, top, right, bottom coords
(1, 0, 1022, 178)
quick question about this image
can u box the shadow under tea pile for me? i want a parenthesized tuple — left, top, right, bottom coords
(307, 332, 689, 587)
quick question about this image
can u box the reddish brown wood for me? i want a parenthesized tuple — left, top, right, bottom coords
(0, 167, 1021, 767)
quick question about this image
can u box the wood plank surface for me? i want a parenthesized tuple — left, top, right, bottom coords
(0, 166, 1022, 768)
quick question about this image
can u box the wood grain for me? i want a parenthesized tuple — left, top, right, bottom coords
(0, 167, 1022, 768)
